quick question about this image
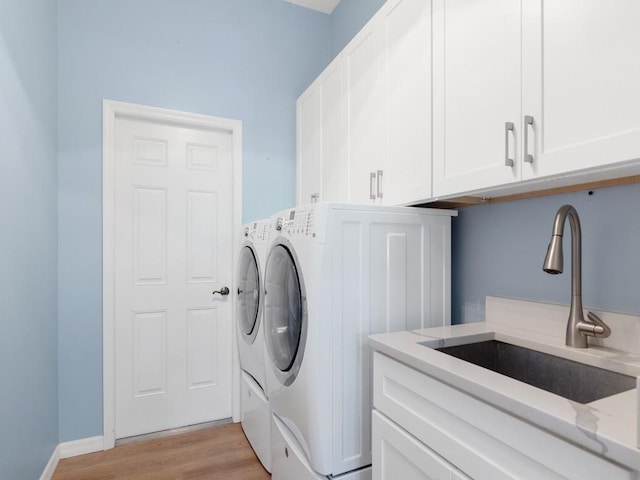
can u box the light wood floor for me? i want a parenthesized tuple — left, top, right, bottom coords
(52, 423, 271, 480)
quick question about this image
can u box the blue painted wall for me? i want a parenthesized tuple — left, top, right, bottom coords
(0, 0, 59, 477)
(451, 183, 640, 324)
(57, 0, 330, 442)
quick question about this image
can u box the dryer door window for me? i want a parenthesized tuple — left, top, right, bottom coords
(237, 245, 261, 343)
(264, 243, 307, 386)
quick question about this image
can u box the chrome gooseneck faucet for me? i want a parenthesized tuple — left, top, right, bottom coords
(543, 205, 611, 348)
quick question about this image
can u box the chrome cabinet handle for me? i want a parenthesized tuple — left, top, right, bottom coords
(212, 286, 230, 296)
(524, 115, 534, 164)
(310, 193, 319, 203)
(369, 172, 376, 200)
(376, 170, 383, 199)
(505, 122, 514, 167)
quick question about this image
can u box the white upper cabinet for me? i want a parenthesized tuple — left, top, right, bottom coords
(296, 56, 347, 206)
(432, 0, 523, 197)
(297, 80, 322, 205)
(299, 0, 640, 204)
(344, 0, 433, 205)
(433, 0, 640, 198)
(320, 59, 348, 202)
(521, 0, 640, 180)
(344, 17, 383, 204)
(379, 0, 432, 205)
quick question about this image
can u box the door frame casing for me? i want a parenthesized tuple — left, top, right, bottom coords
(102, 100, 243, 449)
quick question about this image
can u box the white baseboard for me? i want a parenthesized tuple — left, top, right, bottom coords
(39, 445, 60, 480)
(40, 436, 104, 480)
(59, 435, 104, 458)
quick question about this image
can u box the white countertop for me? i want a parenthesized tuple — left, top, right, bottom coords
(369, 297, 640, 471)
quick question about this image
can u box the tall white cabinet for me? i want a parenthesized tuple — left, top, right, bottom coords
(344, 18, 382, 204)
(297, 0, 433, 206)
(378, 0, 432, 205)
(297, 78, 322, 205)
(297, 57, 347, 205)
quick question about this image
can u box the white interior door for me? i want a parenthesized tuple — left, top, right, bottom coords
(112, 114, 234, 439)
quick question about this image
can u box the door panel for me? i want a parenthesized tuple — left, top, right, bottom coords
(187, 191, 218, 282)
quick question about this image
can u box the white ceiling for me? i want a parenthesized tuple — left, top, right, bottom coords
(283, 0, 342, 14)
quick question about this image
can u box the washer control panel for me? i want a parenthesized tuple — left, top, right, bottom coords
(275, 205, 323, 241)
(244, 220, 270, 244)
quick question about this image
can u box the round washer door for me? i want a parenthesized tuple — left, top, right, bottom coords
(264, 240, 307, 387)
(237, 244, 261, 344)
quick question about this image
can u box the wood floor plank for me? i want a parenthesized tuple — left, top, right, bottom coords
(52, 423, 270, 480)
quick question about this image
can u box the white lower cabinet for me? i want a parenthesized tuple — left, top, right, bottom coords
(373, 410, 469, 480)
(372, 352, 637, 480)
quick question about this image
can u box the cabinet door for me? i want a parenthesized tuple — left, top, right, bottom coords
(379, 0, 432, 205)
(296, 82, 322, 205)
(320, 58, 348, 202)
(345, 18, 383, 204)
(433, 0, 522, 197)
(373, 411, 469, 480)
(522, 0, 640, 180)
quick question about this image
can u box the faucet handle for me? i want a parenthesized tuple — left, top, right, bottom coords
(578, 311, 611, 339)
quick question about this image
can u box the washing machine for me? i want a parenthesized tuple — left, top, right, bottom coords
(236, 219, 271, 472)
(263, 203, 456, 480)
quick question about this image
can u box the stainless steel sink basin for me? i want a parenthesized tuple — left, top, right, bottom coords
(434, 340, 636, 403)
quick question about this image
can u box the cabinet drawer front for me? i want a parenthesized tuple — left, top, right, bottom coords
(373, 410, 470, 480)
(373, 352, 635, 480)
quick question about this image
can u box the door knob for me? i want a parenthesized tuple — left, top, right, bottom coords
(212, 286, 230, 296)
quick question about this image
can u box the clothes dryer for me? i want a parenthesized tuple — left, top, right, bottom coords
(236, 219, 271, 472)
(263, 203, 456, 480)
